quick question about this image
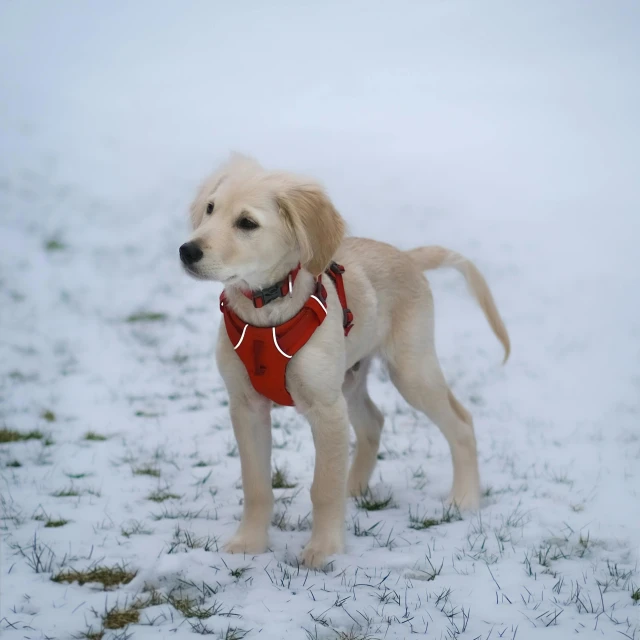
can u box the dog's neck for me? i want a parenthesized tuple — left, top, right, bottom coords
(239, 263, 302, 309)
(223, 265, 317, 328)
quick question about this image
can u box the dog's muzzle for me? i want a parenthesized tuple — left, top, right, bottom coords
(179, 241, 203, 265)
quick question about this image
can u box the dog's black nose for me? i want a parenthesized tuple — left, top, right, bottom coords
(179, 242, 203, 265)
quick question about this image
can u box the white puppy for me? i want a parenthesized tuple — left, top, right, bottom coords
(181, 154, 510, 568)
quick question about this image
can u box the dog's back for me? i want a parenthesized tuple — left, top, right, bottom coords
(335, 236, 510, 363)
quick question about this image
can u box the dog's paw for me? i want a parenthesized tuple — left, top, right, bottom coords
(347, 474, 369, 497)
(448, 487, 480, 511)
(224, 530, 268, 555)
(300, 533, 344, 569)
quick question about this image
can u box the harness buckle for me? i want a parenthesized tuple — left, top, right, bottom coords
(255, 282, 285, 308)
(343, 307, 354, 331)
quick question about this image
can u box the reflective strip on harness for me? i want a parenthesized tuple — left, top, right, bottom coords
(234, 324, 249, 350)
(272, 327, 292, 359)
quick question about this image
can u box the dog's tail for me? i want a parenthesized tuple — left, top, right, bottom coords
(407, 246, 510, 363)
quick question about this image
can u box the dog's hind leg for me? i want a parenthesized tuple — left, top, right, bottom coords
(343, 358, 384, 496)
(385, 297, 480, 510)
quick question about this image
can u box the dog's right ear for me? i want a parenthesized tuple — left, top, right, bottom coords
(277, 182, 345, 276)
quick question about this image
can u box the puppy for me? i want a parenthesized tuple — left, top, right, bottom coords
(180, 154, 510, 568)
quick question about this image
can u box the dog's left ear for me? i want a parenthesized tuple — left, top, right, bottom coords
(277, 183, 345, 276)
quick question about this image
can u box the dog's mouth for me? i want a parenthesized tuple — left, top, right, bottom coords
(181, 263, 239, 284)
(181, 264, 210, 281)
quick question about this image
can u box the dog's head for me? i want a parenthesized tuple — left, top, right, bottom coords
(180, 154, 345, 289)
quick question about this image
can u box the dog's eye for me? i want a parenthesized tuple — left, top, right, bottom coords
(236, 216, 259, 231)
(206, 202, 214, 215)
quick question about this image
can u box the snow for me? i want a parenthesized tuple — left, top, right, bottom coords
(1, 1, 639, 638)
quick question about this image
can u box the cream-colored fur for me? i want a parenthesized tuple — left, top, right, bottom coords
(181, 154, 510, 568)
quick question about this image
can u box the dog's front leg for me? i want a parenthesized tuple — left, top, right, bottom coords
(224, 394, 273, 555)
(300, 397, 349, 568)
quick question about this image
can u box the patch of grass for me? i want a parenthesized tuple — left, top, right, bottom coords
(606, 560, 634, 587)
(167, 580, 235, 621)
(135, 410, 163, 418)
(45, 237, 66, 252)
(334, 631, 379, 640)
(78, 627, 105, 640)
(193, 469, 213, 488)
(85, 431, 108, 441)
(576, 532, 591, 558)
(187, 621, 246, 637)
(0, 428, 44, 443)
(103, 605, 140, 629)
(354, 489, 394, 511)
(133, 465, 161, 478)
(193, 460, 212, 467)
(272, 466, 297, 489)
(125, 311, 168, 323)
(218, 627, 248, 640)
(121, 520, 153, 538)
(272, 436, 290, 450)
(152, 506, 216, 521)
(140, 588, 166, 607)
(632, 587, 640, 603)
(188, 620, 215, 635)
(409, 514, 441, 530)
(11, 534, 56, 573)
(274, 487, 301, 506)
(7, 459, 22, 468)
(375, 588, 401, 608)
(51, 487, 82, 497)
(41, 409, 56, 422)
(66, 472, 91, 479)
(45, 518, 70, 528)
(147, 490, 182, 503)
(271, 510, 311, 531)
(414, 556, 445, 582)
(166, 526, 219, 553)
(165, 579, 221, 619)
(375, 527, 397, 550)
(8, 370, 38, 382)
(84, 594, 162, 634)
(352, 517, 382, 537)
(409, 503, 462, 530)
(229, 566, 250, 580)
(550, 470, 573, 486)
(169, 595, 216, 620)
(51, 485, 94, 497)
(52, 565, 137, 589)
(412, 466, 426, 479)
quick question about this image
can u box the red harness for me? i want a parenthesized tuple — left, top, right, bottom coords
(220, 263, 353, 406)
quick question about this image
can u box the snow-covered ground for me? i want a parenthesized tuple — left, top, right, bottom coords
(1, 1, 639, 638)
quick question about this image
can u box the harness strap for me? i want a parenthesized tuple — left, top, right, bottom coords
(326, 262, 354, 336)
